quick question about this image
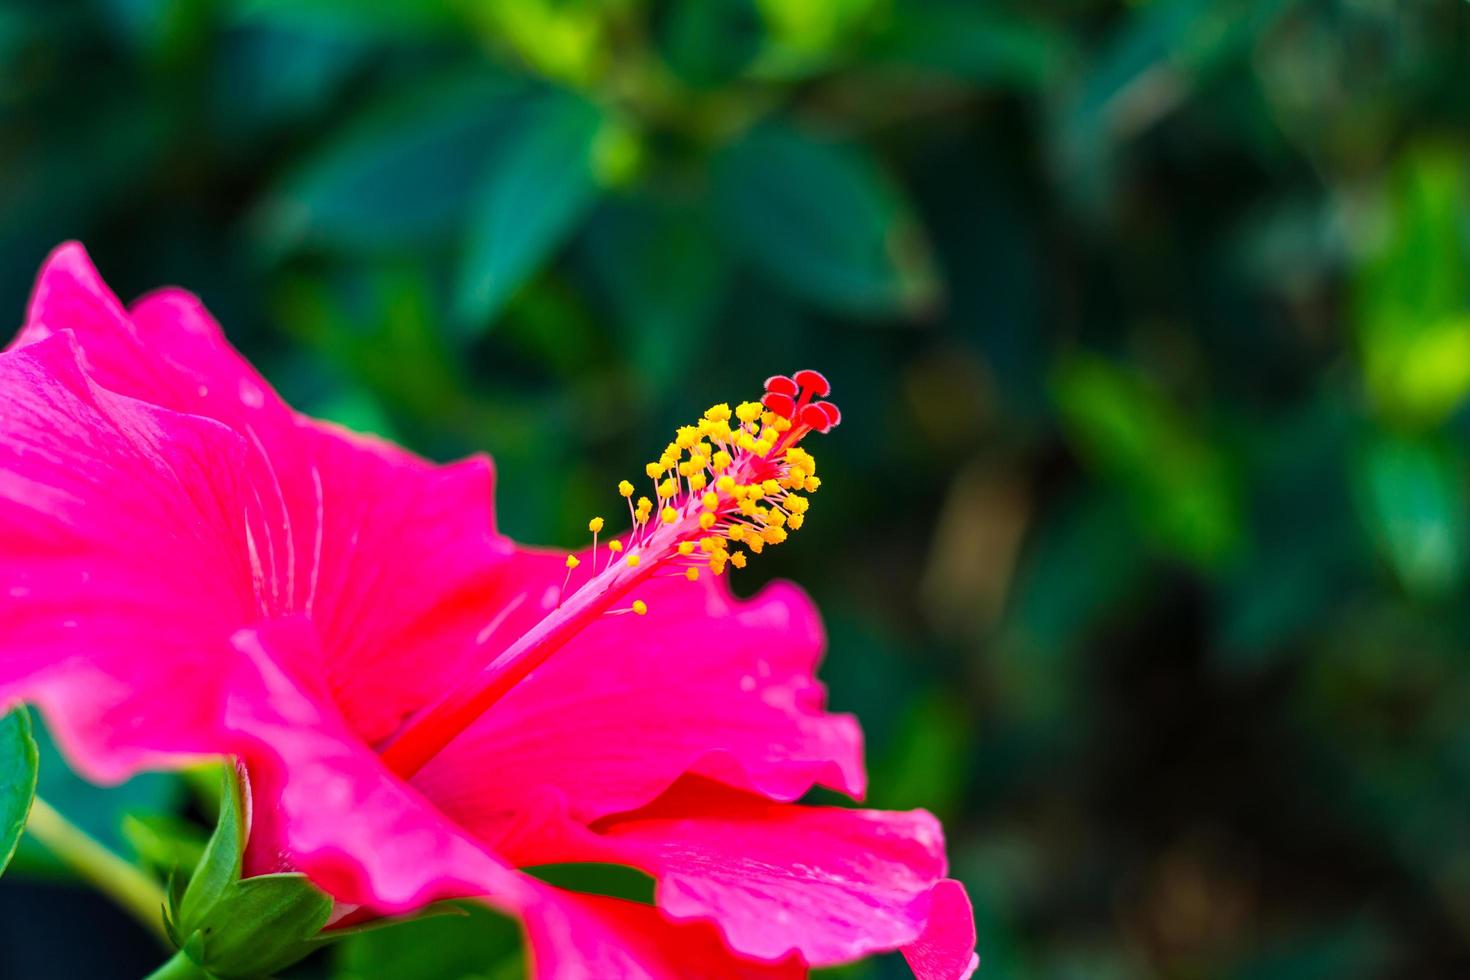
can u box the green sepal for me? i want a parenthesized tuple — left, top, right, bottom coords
(174, 766, 244, 934)
(0, 706, 39, 877)
(181, 872, 334, 978)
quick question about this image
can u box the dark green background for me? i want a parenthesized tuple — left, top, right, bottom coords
(4, 0, 1470, 976)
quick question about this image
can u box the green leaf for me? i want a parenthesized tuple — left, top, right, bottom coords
(0, 706, 38, 876)
(713, 121, 937, 316)
(1052, 354, 1239, 566)
(453, 91, 607, 334)
(582, 195, 730, 385)
(333, 901, 523, 980)
(175, 767, 244, 937)
(522, 862, 656, 904)
(1354, 143, 1470, 427)
(1355, 434, 1467, 600)
(872, 2, 1072, 89)
(255, 71, 533, 253)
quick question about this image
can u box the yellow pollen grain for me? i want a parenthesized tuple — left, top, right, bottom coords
(608, 540, 623, 553)
(618, 480, 634, 498)
(730, 551, 747, 569)
(686, 567, 700, 581)
(588, 516, 604, 533)
(702, 491, 719, 511)
(632, 600, 648, 616)
(662, 506, 678, 524)
(699, 512, 717, 530)
(565, 555, 580, 569)
(627, 554, 641, 567)
(678, 541, 696, 556)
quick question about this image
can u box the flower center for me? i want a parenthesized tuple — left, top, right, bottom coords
(377, 370, 840, 778)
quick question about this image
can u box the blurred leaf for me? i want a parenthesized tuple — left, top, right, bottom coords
(713, 121, 938, 317)
(1355, 434, 1467, 600)
(333, 901, 523, 980)
(1355, 143, 1470, 427)
(255, 71, 533, 253)
(10, 717, 180, 875)
(454, 91, 607, 334)
(227, 0, 462, 37)
(120, 814, 207, 881)
(872, 2, 1072, 89)
(582, 194, 729, 386)
(523, 863, 656, 904)
(1052, 355, 1239, 566)
(656, 0, 763, 88)
(0, 707, 37, 877)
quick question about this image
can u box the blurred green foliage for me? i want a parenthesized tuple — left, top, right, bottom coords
(5, 0, 1470, 976)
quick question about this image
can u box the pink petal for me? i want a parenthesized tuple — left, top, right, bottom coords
(520, 885, 805, 980)
(227, 620, 528, 915)
(289, 421, 511, 742)
(15, 243, 516, 744)
(412, 559, 865, 838)
(902, 879, 979, 980)
(0, 332, 258, 781)
(500, 778, 951, 968)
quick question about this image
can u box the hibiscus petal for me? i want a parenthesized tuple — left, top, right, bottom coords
(498, 778, 955, 970)
(17, 244, 516, 743)
(227, 620, 528, 914)
(16, 243, 292, 433)
(412, 562, 865, 837)
(0, 332, 258, 781)
(902, 879, 979, 980)
(519, 885, 805, 980)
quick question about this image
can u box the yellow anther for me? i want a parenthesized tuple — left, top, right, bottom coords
(699, 536, 719, 553)
(685, 567, 700, 582)
(761, 479, 781, 496)
(689, 473, 709, 492)
(730, 551, 748, 569)
(728, 525, 746, 542)
(738, 498, 758, 517)
(708, 558, 726, 575)
(565, 555, 581, 569)
(716, 475, 736, 494)
(608, 540, 624, 554)
(589, 517, 605, 533)
(707, 419, 732, 441)
(762, 526, 787, 545)
(805, 476, 821, 492)
(675, 426, 699, 450)
(678, 541, 696, 556)
(658, 479, 677, 499)
(788, 496, 809, 514)
(705, 403, 732, 423)
(736, 401, 764, 423)
(662, 506, 678, 524)
(632, 600, 648, 616)
(754, 439, 773, 456)
(618, 480, 635, 498)
(712, 450, 732, 472)
(699, 511, 718, 530)
(769, 509, 787, 528)
(646, 462, 663, 479)
(736, 431, 757, 452)
(702, 491, 719, 511)
(747, 536, 765, 554)
(627, 554, 641, 567)
(787, 514, 804, 530)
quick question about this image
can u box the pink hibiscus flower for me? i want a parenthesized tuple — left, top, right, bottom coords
(0, 244, 978, 979)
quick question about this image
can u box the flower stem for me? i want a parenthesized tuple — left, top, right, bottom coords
(25, 796, 169, 943)
(143, 950, 208, 980)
